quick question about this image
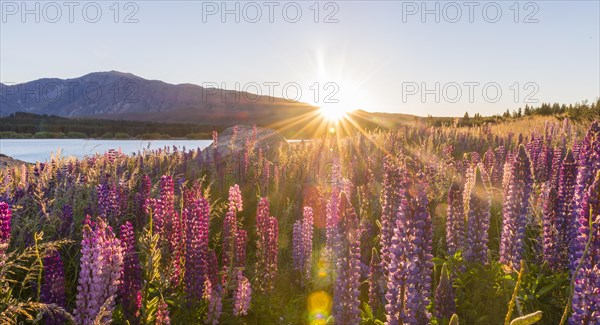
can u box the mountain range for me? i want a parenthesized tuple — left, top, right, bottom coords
(1, 71, 325, 123)
(1, 71, 420, 135)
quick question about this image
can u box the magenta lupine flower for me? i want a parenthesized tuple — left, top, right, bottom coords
(385, 173, 432, 325)
(500, 145, 533, 269)
(206, 249, 219, 291)
(233, 271, 252, 317)
(235, 229, 248, 268)
(301, 206, 313, 281)
(569, 170, 600, 324)
(0, 202, 11, 245)
(119, 222, 142, 321)
(464, 167, 491, 264)
(326, 163, 342, 257)
(222, 185, 243, 270)
(255, 198, 279, 292)
(75, 216, 124, 325)
(150, 176, 175, 236)
(41, 250, 67, 325)
(222, 211, 237, 270)
(169, 211, 184, 287)
(446, 182, 465, 256)
(183, 196, 210, 302)
(156, 299, 171, 325)
(569, 121, 600, 273)
(333, 194, 361, 325)
(434, 263, 456, 321)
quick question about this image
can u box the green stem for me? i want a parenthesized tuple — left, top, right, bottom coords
(505, 260, 525, 325)
(33, 232, 43, 301)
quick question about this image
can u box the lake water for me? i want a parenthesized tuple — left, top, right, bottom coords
(0, 139, 214, 163)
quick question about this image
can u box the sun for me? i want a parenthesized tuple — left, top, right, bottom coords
(319, 104, 350, 122)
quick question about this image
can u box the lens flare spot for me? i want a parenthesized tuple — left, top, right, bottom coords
(307, 291, 332, 325)
(316, 260, 329, 278)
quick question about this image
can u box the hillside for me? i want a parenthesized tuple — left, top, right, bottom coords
(0, 71, 319, 125)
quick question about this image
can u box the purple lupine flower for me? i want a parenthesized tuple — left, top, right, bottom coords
(556, 150, 578, 270)
(569, 170, 600, 324)
(205, 282, 223, 325)
(134, 175, 151, 227)
(550, 147, 565, 190)
(368, 248, 382, 311)
(59, 204, 73, 238)
(156, 299, 171, 325)
(0, 202, 11, 245)
(333, 193, 361, 325)
(41, 250, 67, 325)
(255, 198, 279, 292)
(41, 250, 66, 307)
(233, 271, 252, 317)
(434, 263, 456, 321)
(542, 187, 561, 270)
(569, 121, 600, 273)
(500, 145, 533, 269)
(492, 145, 506, 185)
(446, 182, 465, 256)
(380, 158, 406, 278)
(97, 181, 120, 222)
(483, 148, 496, 176)
(119, 222, 142, 321)
(385, 173, 432, 325)
(184, 196, 210, 302)
(292, 221, 303, 272)
(464, 167, 491, 264)
(75, 216, 124, 325)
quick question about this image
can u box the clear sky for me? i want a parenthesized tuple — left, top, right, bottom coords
(1, 0, 599, 117)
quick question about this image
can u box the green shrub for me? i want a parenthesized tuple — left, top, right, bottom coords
(114, 132, 131, 139)
(66, 132, 88, 138)
(186, 132, 209, 139)
(33, 131, 61, 138)
(101, 132, 114, 139)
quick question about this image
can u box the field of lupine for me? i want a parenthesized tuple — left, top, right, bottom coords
(0, 118, 599, 325)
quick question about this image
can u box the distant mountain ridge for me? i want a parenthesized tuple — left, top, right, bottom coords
(0, 71, 318, 125)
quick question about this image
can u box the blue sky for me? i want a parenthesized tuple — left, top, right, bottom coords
(1, 0, 598, 116)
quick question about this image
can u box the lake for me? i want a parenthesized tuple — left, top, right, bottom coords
(0, 139, 214, 163)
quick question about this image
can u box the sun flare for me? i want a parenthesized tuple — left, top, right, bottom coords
(319, 104, 351, 122)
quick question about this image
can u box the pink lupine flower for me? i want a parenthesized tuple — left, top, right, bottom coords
(233, 271, 252, 317)
(75, 216, 124, 325)
(255, 198, 279, 292)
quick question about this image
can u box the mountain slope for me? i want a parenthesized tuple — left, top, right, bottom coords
(0, 71, 318, 125)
